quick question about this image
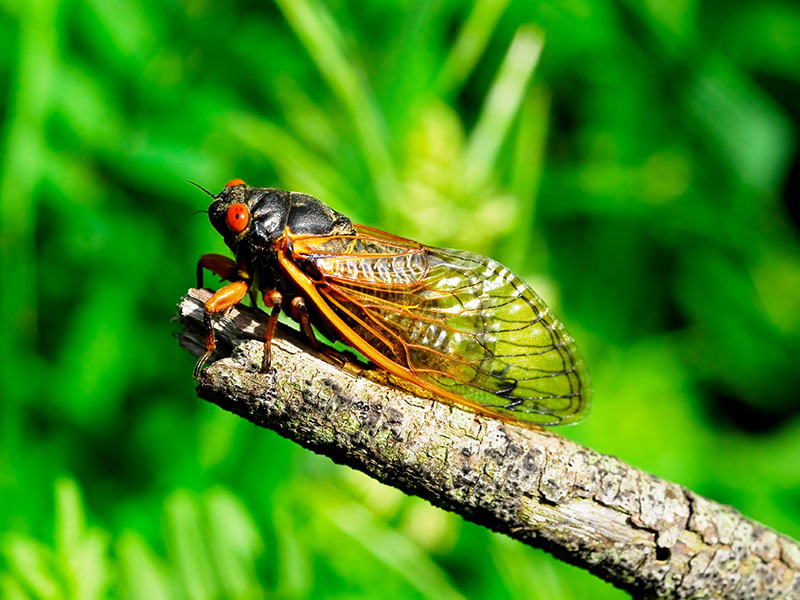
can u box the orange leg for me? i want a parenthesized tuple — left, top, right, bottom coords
(193, 280, 250, 379)
(290, 296, 321, 351)
(261, 290, 283, 372)
(197, 253, 238, 288)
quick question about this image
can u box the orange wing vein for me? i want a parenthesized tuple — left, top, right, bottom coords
(279, 225, 591, 426)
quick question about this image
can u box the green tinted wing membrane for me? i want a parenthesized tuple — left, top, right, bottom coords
(299, 231, 592, 426)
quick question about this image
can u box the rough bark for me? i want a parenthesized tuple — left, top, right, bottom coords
(176, 288, 800, 600)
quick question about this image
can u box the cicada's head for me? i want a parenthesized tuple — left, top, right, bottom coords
(208, 179, 292, 257)
(207, 179, 354, 257)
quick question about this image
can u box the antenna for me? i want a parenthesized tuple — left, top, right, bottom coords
(187, 180, 215, 198)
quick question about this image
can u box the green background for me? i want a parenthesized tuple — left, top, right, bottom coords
(2, 0, 799, 598)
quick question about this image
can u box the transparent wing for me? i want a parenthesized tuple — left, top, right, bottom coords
(289, 225, 591, 425)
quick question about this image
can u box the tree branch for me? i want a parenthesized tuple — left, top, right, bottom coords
(176, 288, 800, 599)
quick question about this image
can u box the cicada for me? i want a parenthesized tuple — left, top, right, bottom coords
(194, 179, 591, 426)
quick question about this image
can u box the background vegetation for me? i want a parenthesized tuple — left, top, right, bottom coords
(1, 0, 799, 598)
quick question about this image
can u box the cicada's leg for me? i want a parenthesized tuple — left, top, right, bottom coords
(290, 296, 321, 351)
(193, 280, 250, 379)
(197, 253, 238, 289)
(261, 290, 283, 372)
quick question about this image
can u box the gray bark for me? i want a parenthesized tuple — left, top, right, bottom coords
(176, 288, 800, 599)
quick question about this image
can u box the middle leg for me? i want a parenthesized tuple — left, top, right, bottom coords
(260, 289, 283, 372)
(290, 296, 321, 351)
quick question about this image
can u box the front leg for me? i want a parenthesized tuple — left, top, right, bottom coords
(193, 280, 250, 379)
(197, 253, 238, 289)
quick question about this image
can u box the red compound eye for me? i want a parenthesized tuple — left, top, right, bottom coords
(226, 202, 250, 233)
(225, 178, 246, 188)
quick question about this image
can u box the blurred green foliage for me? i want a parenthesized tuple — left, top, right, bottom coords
(1, 0, 799, 598)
